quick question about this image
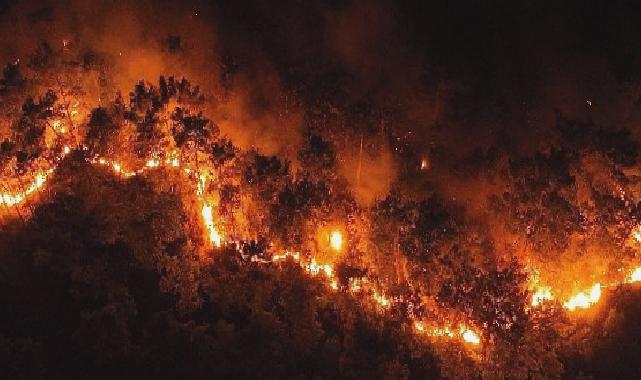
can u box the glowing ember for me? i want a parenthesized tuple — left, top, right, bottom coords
(420, 158, 429, 171)
(563, 283, 602, 311)
(329, 230, 343, 251)
(632, 226, 641, 243)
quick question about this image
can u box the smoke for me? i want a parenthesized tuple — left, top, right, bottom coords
(3, 0, 641, 210)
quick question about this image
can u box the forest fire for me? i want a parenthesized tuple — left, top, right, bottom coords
(4, 80, 641, 353)
(4, 2, 641, 377)
(4, 76, 641, 358)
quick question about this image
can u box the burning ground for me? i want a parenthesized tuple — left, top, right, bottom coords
(3, 1, 641, 379)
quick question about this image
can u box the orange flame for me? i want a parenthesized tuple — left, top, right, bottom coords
(329, 230, 343, 251)
(531, 286, 554, 307)
(563, 283, 602, 311)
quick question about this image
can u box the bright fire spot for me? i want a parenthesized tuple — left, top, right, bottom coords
(414, 321, 481, 346)
(145, 159, 160, 168)
(627, 267, 641, 283)
(430, 326, 454, 338)
(563, 283, 602, 311)
(460, 326, 481, 345)
(420, 158, 429, 171)
(349, 278, 363, 293)
(632, 226, 641, 243)
(201, 204, 222, 247)
(51, 119, 66, 133)
(371, 289, 391, 308)
(329, 230, 343, 251)
(307, 258, 334, 277)
(531, 286, 554, 306)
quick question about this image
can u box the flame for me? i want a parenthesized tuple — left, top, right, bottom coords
(92, 154, 224, 249)
(627, 267, 641, 283)
(0, 171, 50, 207)
(329, 230, 343, 251)
(531, 286, 554, 306)
(201, 204, 222, 247)
(563, 283, 602, 311)
(145, 158, 160, 168)
(349, 278, 363, 292)
(307, 258, 334, 277)
(197, 173, 207, 196)
(371, 289, 391, 308)
(460, 326, 481, 345)
(0, 115, 486, 350)
(632, 226, 641, 243)
(413, 321, 481, 346)
(51, 119, 67, 134)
